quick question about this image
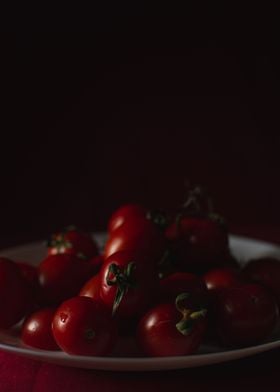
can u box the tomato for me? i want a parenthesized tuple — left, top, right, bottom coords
(203, 267, 242, 291)
(16, 262, 39, 294)
(0, 257, 32, 328)
(108, 204, 148, 234)
(104, 216, 166, 262)
(159, 272, 208, 306)
(52, 296, 117, 356)
(21, 307, 59, 350)
(212, 283, 279, 347)
(79, 273, 101, 303)
(137, 293, 207, 356)
(166, 216, 229, 273)
(242, 257, 280, 305)
(38, 254, 94, 305)
(47, 226, 98, 260)
(89, 254, 104, 272)
(100, 250, 157, 318)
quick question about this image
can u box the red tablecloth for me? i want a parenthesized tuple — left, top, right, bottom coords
(1, 226, 280, 392)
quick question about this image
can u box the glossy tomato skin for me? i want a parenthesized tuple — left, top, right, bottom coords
(21, 308, 59, 350)
(38, 254, 94, 305)
(0, 258, 32, 328)
(242, 258, 280, 305)
(137, 302, 206, 356)
(48, 228, 98, 260)
(166, 217, 228, 272)
(79, 273, 101, 303)
(100, 250, 158, 318)
(105, 216, 166, 263)
(212, 283, 279, 347)
(159, 272, 208, 306)
(108, 204, 148, 234)
(203, 267, 242, 292)
(52, 296, 117, 356)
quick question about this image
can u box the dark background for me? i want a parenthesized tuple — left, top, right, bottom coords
(1, 14, 280, 246)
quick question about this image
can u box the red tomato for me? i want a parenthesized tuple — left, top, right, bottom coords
(89, 254, 104, 272)
(137, 293, 207, 356)
(108, 204, 148, 234)
(242, 258, 280, 305)
(100, 250, 157, 318)
(104, 216, 166, 262)
(0, 258, 32, 328)
(38, 254, 94, 305)
(212, 283, 279, 347)
(21, 308, 59, 350)
(166, 216, 229, 272)
(79, 274, 101, 303)
(47, 227, 98, 260)
(203, 267, 242, 291)
(52, 296, 117, 356)
(159, 272, 208, 306)
(16, 262, 39, 294)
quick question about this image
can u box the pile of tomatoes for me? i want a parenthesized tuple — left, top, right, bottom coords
(1, 187, 280, 357)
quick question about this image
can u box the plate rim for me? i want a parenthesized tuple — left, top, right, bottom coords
(1, 234, 280, 371)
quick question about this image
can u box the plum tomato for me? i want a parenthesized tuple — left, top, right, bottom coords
(79, 273, 101, 303)
(159, 272, 208, 307)
(47, 226, 98, 260)
(21, 307, 59, 350)
(137, 293, 207, 356)
(242, 257, 280, 305)
(52, 296, 117, 356)
(166, 216, 229, 273)
(104, 215, 166, 263)
(100, 250, 158, 318)
(212, 283, 279, 347)
(38, 254, 94, 305)
(108, 204, 149, 234)
(203, 267, 242, 292)
(0, 257, 32, 328)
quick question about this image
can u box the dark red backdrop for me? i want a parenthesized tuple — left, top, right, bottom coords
(1, 23, 280, 246)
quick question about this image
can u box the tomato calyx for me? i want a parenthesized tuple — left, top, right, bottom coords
(47, 234, 72, 251)
(175, 293, 207, 336)
(106, 262, 136, 315)
(146, 210, 168, 230)
(157, 250, 176, 279)
(174, 185, 226, 230)
(84, 328, 96, 340)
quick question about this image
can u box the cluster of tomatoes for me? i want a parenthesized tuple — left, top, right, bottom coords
(1, 187, 280, 357)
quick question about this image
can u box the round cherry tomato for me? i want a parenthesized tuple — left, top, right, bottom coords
(100, 250, 157, 318)
(21, 307, 59, 350)
(89, 254, 104, 272)
(166, 216, 229, 272)
(104, 216, 166, 262)
(159, 272, 208, 306)
(47, 226, 98, 260)
(242, 257, 280, 305)
(137, 293, 207, 356)
(79, 273, 101, 303)
(52, 296, 117, 356)
(38, 254, 94, 305)
(16, 262, 39, 294)
(212, 283, 279, 347)
(203, 267, 242, 291)
(0, 258, 32, 328)
(108, 204, 148, 234)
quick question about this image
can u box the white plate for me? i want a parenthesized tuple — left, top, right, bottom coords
(1, 234, 280, 372)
